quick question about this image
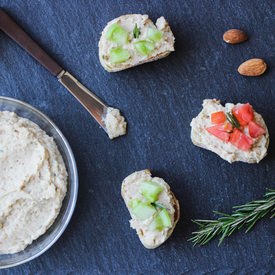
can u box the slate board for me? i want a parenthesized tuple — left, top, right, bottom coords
(0, 0, 274, 274)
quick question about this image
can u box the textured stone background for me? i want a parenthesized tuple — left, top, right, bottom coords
(0, 0, 274, 274)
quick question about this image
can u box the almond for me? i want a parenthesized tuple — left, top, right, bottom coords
(238, 58, 267, 76)
(223, 29, 248, 44)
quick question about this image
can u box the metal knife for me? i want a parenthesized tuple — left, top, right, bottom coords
(0, 9, 121, 136)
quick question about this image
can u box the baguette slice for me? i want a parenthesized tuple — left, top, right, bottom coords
(191, 99, 269, 163)
(121, 169, 180, 249)
(99, 14, 175, 72)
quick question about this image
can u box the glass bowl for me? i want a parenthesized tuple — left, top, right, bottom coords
(0, 96, 78, 269)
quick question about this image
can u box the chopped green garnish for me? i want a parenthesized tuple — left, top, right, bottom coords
(132, 201, 156, 220)
(150, 209, 172, 231)
(226, 112, 240, 129)
(158, 209, 172, 227)
(151, 202, 165, 209)
(109, 47, 130, 64)
(147, 28, 163, 42)
(140, 181, 163, 202)
(128, 198, 141, 209)
(149, 215, 163, 231)
(134, 40, 155, 56)
(133, 23, 141, 39)
(106, 23, 129, 44)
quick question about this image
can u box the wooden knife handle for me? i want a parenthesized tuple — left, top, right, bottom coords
(0, 9, 63, 76)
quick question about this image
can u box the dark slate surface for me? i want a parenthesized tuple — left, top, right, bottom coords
(0, 0, 275, 274)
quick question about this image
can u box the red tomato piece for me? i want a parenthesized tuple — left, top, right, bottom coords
(206, 125, 231, 142)
(210, 122, 233, 132)
(230, 128, 253, 151)
(221, 122, 233, 133)
(248, 121, 266, 138)
(232, 103, 254, 126)
(211, 111, 226, 124)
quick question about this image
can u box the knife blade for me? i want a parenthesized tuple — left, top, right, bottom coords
(58, 71, 107, 131)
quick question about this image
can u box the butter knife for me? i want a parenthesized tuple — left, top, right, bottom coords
(0, 9, 122, 136)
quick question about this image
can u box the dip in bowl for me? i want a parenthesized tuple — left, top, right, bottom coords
(0, 96, 78, 269)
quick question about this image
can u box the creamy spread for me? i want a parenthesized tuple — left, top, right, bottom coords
(191, 99, 269, 163)
(99, 14, 175, 72)
(103, 107, 127, 139)
(0, 111, 67, 254)
(122, 170, 176, 248)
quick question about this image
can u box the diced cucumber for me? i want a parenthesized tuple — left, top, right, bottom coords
(132, 202, 156, 220)
(106, 23, 129, 44)
(147, 28, 163, 42)
(158, 209, 172, 227)
(134, 40, 155, 56)
(149, 215, 163, 231)
(140, 181, 163, 202)
(150, 209, 172, 231)
(128, 198, 141, 209)
(109, 47, 130, 64)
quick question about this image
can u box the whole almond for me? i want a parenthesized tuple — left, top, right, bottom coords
(223, 29, 248, 44)
(238, 58, 267, 76)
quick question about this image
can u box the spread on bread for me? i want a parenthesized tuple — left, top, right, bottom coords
(99, 14, 175, 72)
(121, 170, 180, 249)
(191, 99, 269, 163)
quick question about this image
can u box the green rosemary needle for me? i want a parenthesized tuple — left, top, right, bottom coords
(189, 189, 275, 246)
(226, 112, 240, 129)
(133, 24, 141, 39)
(151, 202, 165, 209)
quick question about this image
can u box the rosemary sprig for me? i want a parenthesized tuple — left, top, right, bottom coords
(189, 189, 275, 246)
(226, 112, 240, 129)
(133, 24, 141, 39)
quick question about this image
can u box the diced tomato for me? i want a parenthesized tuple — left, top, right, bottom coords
(211, 111, 226, 124)
(248, 121, 266, 138)
(221, 122, 233, 133)
(232, 104, 254, 126)
(210, 122, 233, 132)
(206, 125, 231, 142)
(230, 128, 253, 151)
